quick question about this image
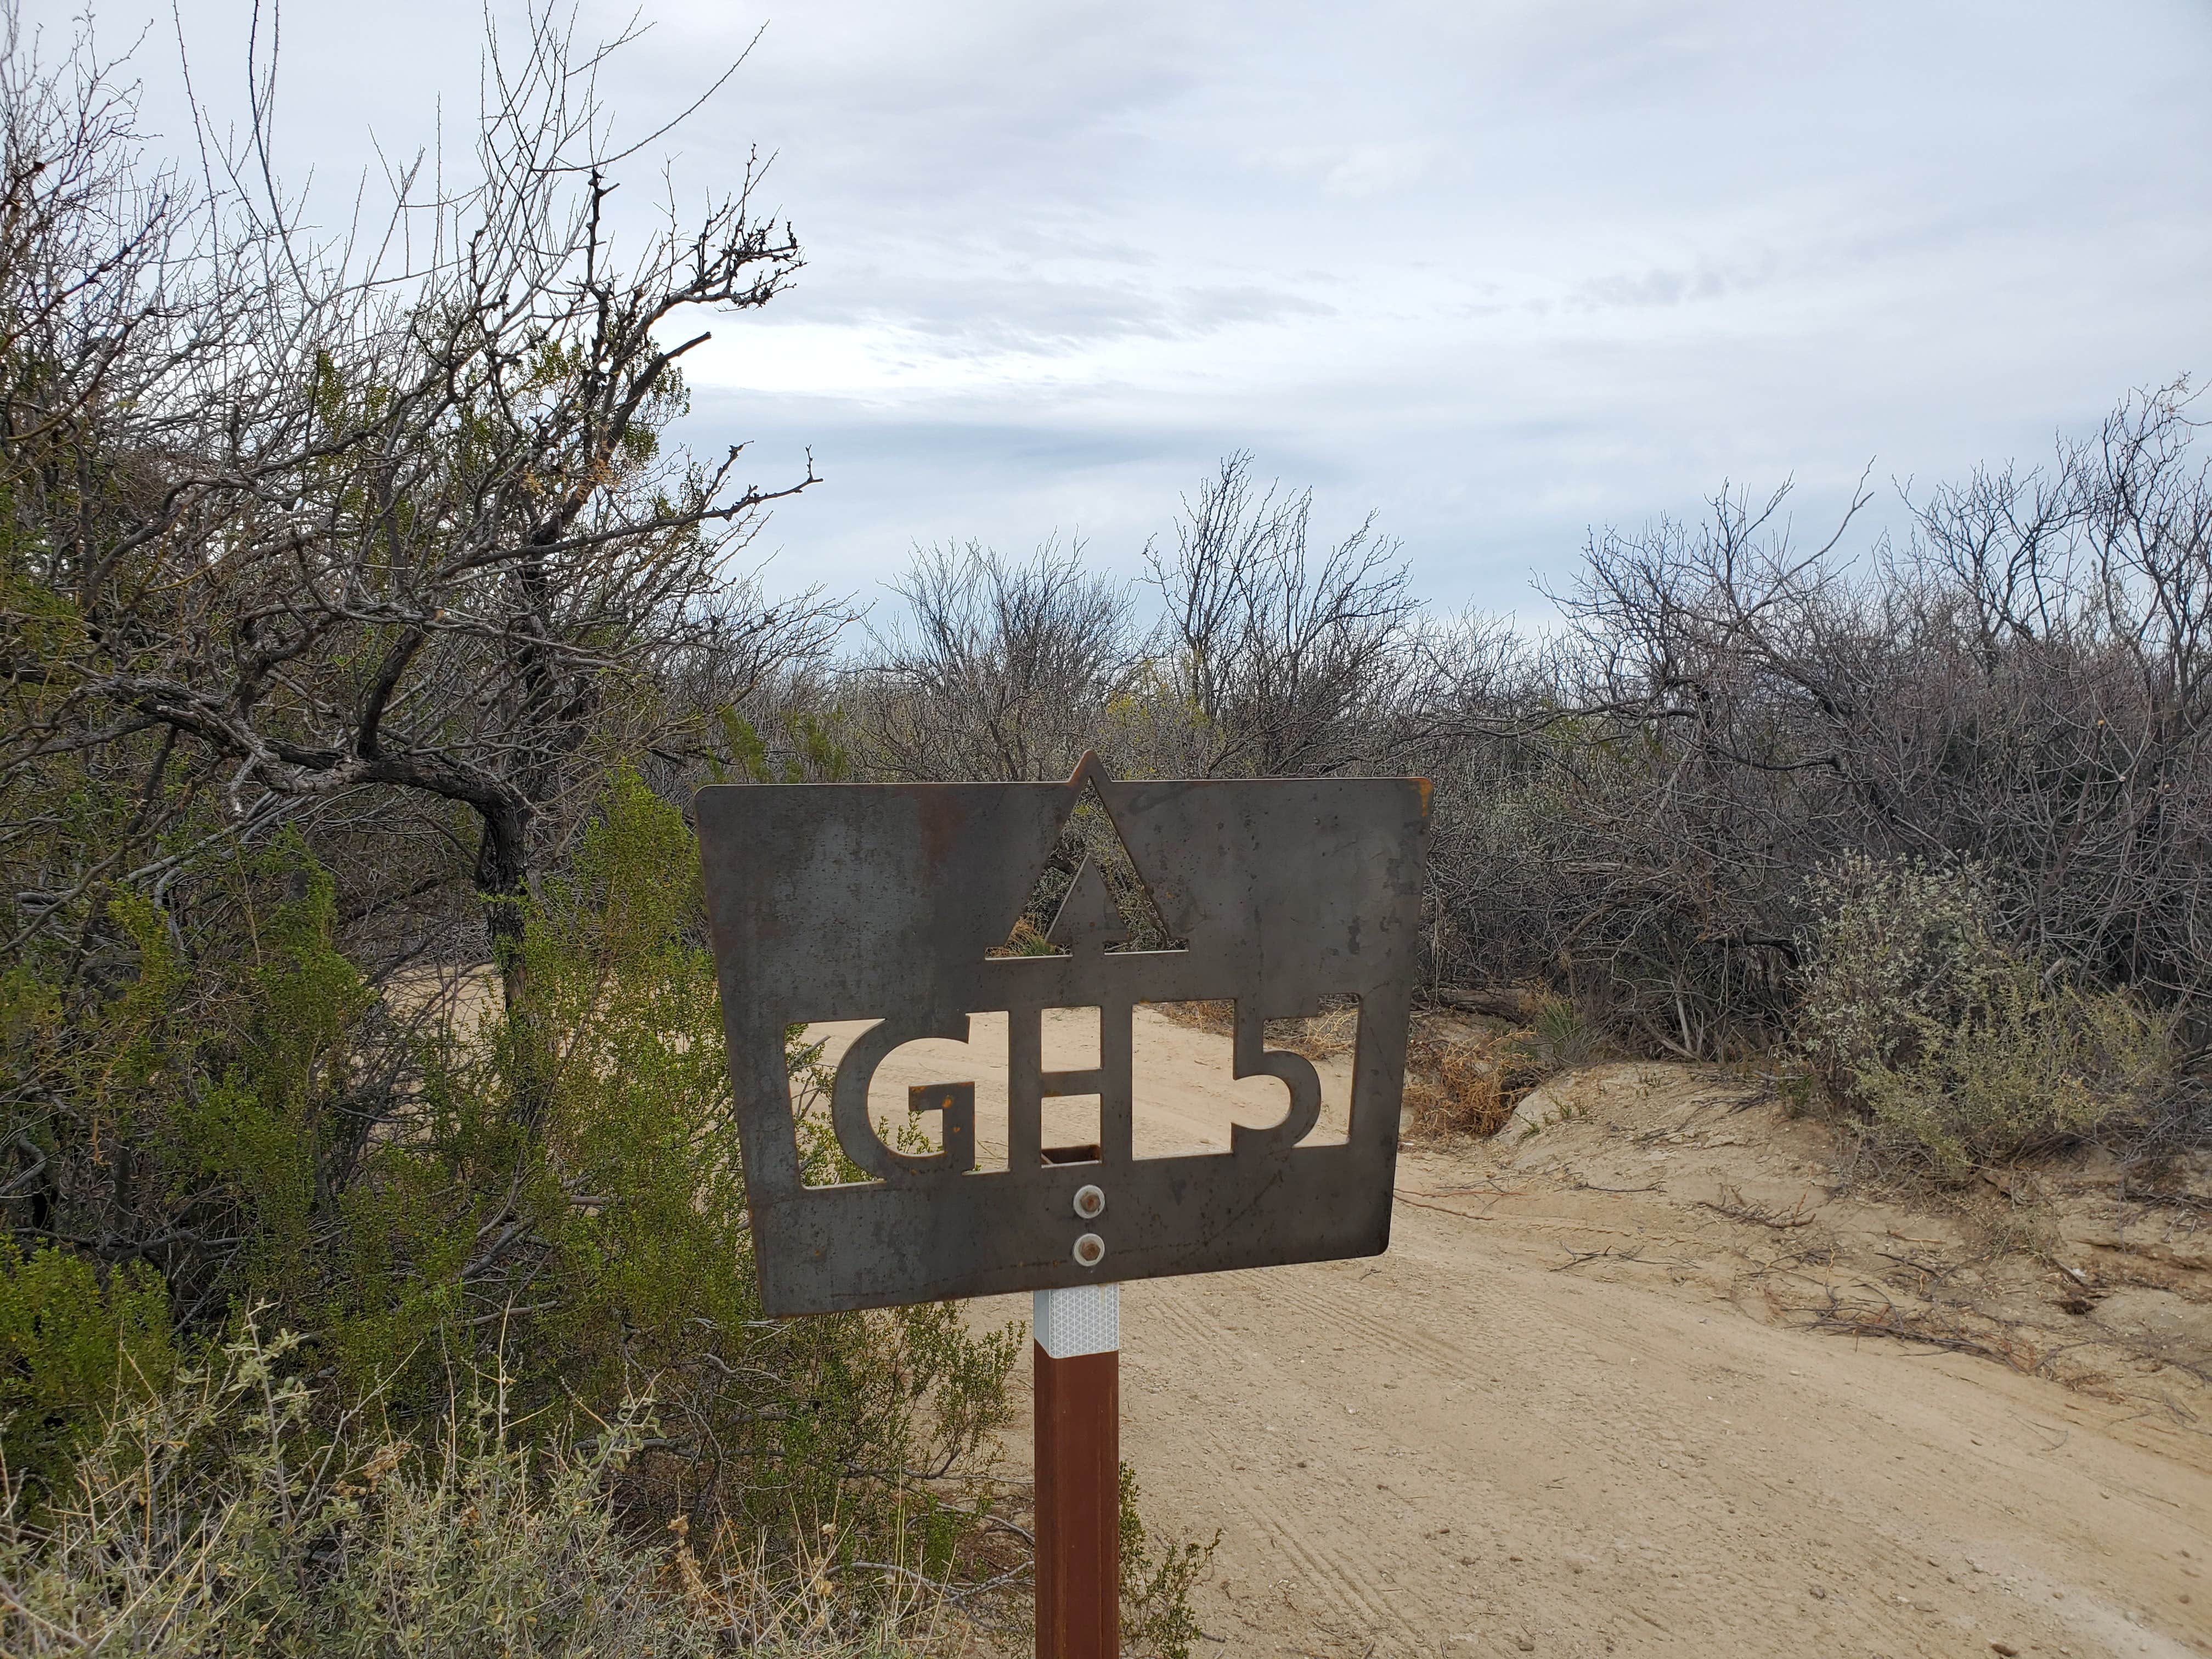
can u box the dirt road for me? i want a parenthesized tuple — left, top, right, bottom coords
(827, 1009, 2212, 1658)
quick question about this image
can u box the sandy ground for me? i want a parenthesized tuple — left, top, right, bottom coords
(817, 1009, 2212, 1659)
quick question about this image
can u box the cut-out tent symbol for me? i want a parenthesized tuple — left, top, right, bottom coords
(1000, 760, 1182, 957)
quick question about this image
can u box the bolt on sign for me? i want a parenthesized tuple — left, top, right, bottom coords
(695, 753, 1431, 1317)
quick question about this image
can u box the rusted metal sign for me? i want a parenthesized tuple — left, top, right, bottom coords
(696, 755, 1430, 1316)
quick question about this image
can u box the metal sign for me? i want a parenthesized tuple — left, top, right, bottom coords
(696, 755, 1430, 1316)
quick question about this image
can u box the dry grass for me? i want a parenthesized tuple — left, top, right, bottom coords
(1272, 1003, 1359, 1061)
(1403, 1031, 1510, 1139)
(1401, 991, 1606, 1140)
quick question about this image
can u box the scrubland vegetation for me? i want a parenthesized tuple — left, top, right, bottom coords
(1, 1, 2207, 1649)
(805, 397, 2212, 1178)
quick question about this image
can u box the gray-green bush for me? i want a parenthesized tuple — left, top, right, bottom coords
(0, 1320, 941, 1658)
(1797, 856, 2177, 1179)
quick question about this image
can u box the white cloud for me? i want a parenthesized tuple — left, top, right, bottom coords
(50, 0, 2212, 613)
(1257, 140, 1436, 199)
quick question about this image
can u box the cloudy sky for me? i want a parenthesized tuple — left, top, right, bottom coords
(48, 0, 2212, 619)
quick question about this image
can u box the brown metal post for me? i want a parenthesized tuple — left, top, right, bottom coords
(1034, 1289, 1119, 1659)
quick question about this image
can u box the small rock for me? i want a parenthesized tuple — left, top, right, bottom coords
(1516, 1640, 1534, 1653)
(1991, 1644, 2019, 1657)
(1808, 1585, 1826, 1600)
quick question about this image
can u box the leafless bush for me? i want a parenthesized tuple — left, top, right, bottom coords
(841, 454, 1434, 792)
(1405, 382, 2212, 1086)
(836, 387, 2212, 1148)
(849, 539, 1138, 782)
(1142, 453, 1424, 778)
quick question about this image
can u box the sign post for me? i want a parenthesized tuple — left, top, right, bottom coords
(696, 755, 1427, 1657)
(1032, 1284, 1120, 1659)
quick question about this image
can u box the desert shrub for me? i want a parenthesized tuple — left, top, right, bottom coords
(1403, 383, 2212, 1079)
(1798, 856, 2175, 1179)
(0, 1319, 943, 1658)
(1796, 856, 2006, 1091)
(1117, 1464, 1218, 1659)
(0, 830, 390, 1491)
(817, 385, 2212, 1116)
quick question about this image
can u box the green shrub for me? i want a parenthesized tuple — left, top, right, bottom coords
(308, 769, 1024, 1579)
(2, 828, 377, 1370)
(0, 1244, 175, 1504)
(3, 770, 1023, 1592)
(1798, 856, 2173, 1180)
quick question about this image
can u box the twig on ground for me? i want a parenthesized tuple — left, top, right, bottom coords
(1549, 1244, 1687, 1272)
(1700, 1183, 1815, 1229)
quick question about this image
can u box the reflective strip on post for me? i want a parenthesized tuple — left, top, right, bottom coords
(1034, 1282, 1119, 1358)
